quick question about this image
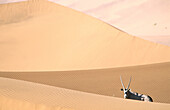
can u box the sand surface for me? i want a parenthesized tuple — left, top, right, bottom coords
(0, 0, 170, 109)
(0, 77, 170, 110)
(1, 0, 170, 71)
(0, 62, 170, 104)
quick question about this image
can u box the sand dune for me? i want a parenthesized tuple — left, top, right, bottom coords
(0, 0, 170, 71)
(0, 77, 169, 110)
(0, 0, 170, 109)
(1, 62, 170, 104)
(140, 36, 170, 46)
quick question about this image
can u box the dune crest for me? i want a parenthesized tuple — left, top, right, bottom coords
(0, 0, 170, 71)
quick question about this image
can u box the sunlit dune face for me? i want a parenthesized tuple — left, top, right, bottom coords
(0, 0, 170, 71)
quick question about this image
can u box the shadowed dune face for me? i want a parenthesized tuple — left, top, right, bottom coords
(0, 0, 170, 71)
(1, 62, 170, 104)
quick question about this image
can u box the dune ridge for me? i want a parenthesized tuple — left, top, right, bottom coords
(0, 77, 170, 110)
(0, 0, 170, 71)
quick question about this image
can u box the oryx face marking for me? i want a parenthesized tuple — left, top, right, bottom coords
(120, 76, 153, 102)
(123, 89, 129, 98)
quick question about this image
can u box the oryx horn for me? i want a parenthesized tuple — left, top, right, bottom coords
(120, 76, 125, 90)
(126, 76, 132, 90)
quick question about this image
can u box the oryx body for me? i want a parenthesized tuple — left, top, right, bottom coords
(120, 76, 153, 102)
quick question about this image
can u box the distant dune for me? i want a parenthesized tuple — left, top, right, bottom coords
(0, 0, 170, 71)
(0, 0, 170, 110)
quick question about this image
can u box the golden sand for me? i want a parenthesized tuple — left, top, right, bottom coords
(0, 77, 169, 110)
(1, 62, 170, 104)
(0, 0, 170, 109)
(0, 0, 170, 71)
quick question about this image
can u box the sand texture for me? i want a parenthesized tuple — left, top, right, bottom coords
(0, 77, 170, 110)
(0, 0, 170, 110)
(0, 62, 170, 104)
(0, 0, 170, 71)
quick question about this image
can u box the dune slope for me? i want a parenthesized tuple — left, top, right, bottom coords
(0, 0, 170, 71)
(1, 62, 170, 104)
(0, 77, 170, 110)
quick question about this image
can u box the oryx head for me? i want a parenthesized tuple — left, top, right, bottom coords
(120, 76, 132, 99)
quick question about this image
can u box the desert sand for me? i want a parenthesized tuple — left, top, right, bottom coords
(0, 77, 170, 110)
(0, 62, 170, 104)
(1, 0, 170, 71)
(0, 0, 170, 110)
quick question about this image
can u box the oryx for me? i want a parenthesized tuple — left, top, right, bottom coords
(120, 76, 153, 102)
